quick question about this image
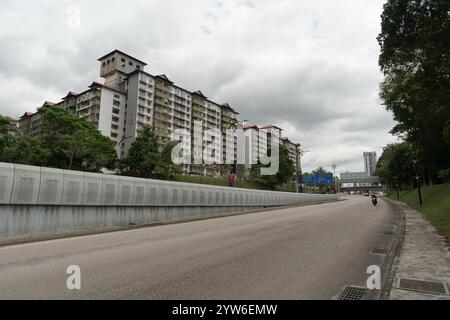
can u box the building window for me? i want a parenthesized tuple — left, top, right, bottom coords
(136, 65, 140, 70)
(129, 61, 133, 66)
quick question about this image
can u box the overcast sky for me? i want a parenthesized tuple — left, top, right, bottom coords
(0, 0, 399, 173)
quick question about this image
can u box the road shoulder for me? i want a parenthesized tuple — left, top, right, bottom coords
(384, 199, 450, 300)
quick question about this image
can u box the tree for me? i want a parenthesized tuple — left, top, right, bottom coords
(120, 126, 160, 178)
(1, 109, 117, 171)
(312, 167, 328, 176)
(249, 145, 295, 190)
(38, 108, 117, 171)
(378, 0, 450, 183)
(308, 167, 334, 193)
(120, 126, 181, 179)
(438, 169, 450, 184)
(154, 141, 182, 179)
(1, 135, 50, 166)
(1, 116, 49, 165)
(374, 143, 415, 189)
(0, 116, 18, 160)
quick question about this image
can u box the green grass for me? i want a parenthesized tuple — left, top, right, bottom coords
(389, 184, 450, 245)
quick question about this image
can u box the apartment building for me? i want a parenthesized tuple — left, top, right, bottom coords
(98, 51, 232, 175)
(17, 49, 302, 177)
(281, 137, 301, 174)
(242, 124, 260, 165)
(18, 101, 55, 136)
(241, 123, 302, 176)
(98, 50, 232, 176)
(76, 82, 127, 148)
(259, 125, 282, 149)
(55, 92, 78, 112)
(220, 103, 239, 169)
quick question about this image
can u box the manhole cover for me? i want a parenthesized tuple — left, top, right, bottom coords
(370, 248, 388, 255)
(398, 278, 447, 295)
(338, 286, 368, 300)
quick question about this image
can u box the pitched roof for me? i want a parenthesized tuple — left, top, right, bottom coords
(220, 103, 239, 114)
(88, 82, 126, 94)
(155, 74, 173, 84)
(41, 101, 55, 108)
(259, 124, 283, 131)
(281, 137, 301, 146)
(97, 49, 148, 66)
(243, 124, 258, 130)
(192, 90, 207, 98)
(20, 112, 34, 118)
(5, 116, 17, 121)
(62, 91, 78, 99)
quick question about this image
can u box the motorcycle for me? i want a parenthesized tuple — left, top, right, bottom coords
(371, 195, 378, 206)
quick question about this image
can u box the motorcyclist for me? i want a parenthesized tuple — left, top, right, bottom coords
(371, 194, 378, 206)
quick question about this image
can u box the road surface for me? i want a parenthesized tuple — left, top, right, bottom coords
(0, 196, 399, 299)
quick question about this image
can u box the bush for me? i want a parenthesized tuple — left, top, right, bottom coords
(438, 169, 450, 183)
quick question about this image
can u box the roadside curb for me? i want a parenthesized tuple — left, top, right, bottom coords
(358, 198, 405, 300)
(378, 198, 407, 300)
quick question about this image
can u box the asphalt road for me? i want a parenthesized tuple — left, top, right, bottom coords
(0, 196, 399, 300)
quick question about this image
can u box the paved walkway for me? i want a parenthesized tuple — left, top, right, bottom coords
(388, 201, 450, 300)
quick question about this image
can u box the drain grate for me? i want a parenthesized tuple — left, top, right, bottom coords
(338, 286, 368, 300)
(398, 278, 447, 295)
(370, 248, 388, 255)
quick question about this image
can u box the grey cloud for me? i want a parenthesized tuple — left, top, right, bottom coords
(0, 0, 398, 172)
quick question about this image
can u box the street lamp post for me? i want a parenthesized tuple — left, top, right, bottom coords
(227, 118, 243, 187)
(413, 159, 423, 205)
(400, 99, 423, 205)
(331, 163, 340, 200)
(297, 148, 310, 193)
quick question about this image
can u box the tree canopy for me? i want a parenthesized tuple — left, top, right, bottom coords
(378, 0, 450, 183)
(249, 145, 295, 190)
(374, 143, 415, 188)
(0, 108, 117, 172)
(119, 125, 180, 179)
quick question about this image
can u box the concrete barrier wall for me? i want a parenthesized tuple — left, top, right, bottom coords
(0, 162, 337, 241)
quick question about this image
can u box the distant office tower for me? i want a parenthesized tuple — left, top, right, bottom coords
(363, 152, 377, 176)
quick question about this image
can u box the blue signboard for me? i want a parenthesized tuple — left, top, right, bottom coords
(303, 173, 334, 185)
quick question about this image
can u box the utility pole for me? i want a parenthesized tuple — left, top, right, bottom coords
(298, 148, 310, 194)
(331, 163, 340, 200)
(400, 100, 423, 206)
(413, 160, 423, 205)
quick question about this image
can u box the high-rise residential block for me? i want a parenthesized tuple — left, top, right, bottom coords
(17, 50, 301, 177)
(281, 137, 301, 174)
